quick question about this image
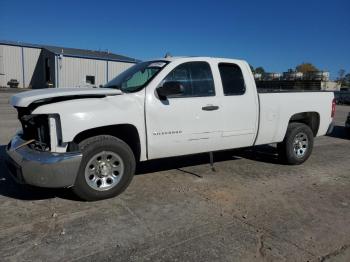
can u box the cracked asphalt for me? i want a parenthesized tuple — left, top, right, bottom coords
(0, 90, 350, 261)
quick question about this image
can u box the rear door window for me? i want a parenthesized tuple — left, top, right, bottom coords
(218, 63, 246, 95)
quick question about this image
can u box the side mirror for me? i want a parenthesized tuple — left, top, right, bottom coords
(156, 81, 184, 99)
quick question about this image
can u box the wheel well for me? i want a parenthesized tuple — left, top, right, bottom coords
(69, 124, 141, 160)
(289, 112, 320, 136)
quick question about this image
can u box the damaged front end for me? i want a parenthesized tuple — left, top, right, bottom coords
(17, 108, 52, 151)
(5, 107, 82, 188)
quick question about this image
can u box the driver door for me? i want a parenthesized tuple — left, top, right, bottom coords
(146, 61, 224, 159)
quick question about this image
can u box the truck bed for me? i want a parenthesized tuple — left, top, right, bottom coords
(254, 91, 334, 145)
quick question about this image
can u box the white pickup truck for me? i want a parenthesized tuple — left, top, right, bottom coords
(6, 57, 335, 201)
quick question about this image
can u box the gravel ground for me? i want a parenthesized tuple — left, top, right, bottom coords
(0, 91, 349, 261)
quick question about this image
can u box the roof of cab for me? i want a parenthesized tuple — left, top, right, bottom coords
(152, 56, 246, 64)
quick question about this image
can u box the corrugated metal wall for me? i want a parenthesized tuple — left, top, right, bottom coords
(0, 45, 22, 87)
(0, 43, 136, 88)
(58, 57, 106, 87)
(58, 57, 134, 87)
(108, 61, 133, 82)
(23, 47, 41, 88)
(0, 45, 4, 76)
(0, 44, 41, 88)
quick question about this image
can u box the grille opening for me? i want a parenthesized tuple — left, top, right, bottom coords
(19, 114, 51, 151)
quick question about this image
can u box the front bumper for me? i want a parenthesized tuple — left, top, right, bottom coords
(5, 135, 82, 188)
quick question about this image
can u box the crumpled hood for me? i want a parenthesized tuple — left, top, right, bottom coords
(10, 87, 122, 107)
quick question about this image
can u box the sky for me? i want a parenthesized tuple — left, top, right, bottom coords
(1, 0, 349, 79)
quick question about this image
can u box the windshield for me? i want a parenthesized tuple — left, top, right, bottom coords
(104, 61, 168, 92)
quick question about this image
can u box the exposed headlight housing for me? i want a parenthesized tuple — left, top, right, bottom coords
(16, 112, 61, 152)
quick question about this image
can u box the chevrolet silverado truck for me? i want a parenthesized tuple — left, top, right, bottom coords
(5, 57, 335, 201)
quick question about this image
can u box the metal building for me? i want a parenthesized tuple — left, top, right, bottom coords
(0, 40, 137, 89)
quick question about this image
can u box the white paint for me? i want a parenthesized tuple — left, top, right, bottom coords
(145, 58, 259, 159)
(10, 57, 334, 163)
(255, 91, 333, 145)
(10, 87, 122, 107)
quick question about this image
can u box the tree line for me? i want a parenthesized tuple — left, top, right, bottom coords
(337, 69, 350, 87)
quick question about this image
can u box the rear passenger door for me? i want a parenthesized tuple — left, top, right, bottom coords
(216, 62, 258, 148)
(146, 61, 224, 159)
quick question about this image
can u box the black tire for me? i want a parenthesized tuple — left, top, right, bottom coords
(277, 122, 314, 165)
(72, 135, 135, 201)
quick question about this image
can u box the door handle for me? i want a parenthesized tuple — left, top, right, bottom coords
(202, 105, 219, 111)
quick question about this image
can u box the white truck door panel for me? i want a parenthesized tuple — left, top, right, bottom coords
(146, 61, 224, 159)
(147, 97, 224, 159)
(212, 61, 259, 149)
(146, 59, 259, 159)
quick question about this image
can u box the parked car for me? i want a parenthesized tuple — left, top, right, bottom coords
(334, 91, 350, 105)
(6, 57, 335, 201)
(7, 79, 19, 88)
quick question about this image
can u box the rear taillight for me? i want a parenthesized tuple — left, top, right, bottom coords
(331, 98, 336, 118)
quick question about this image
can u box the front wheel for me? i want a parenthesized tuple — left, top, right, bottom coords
(277, 122, 314, 165)
(73, 135, 135, 201)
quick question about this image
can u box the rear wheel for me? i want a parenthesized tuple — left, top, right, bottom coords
(277, 122, 314, 165)
(73, 135, 135, 201)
